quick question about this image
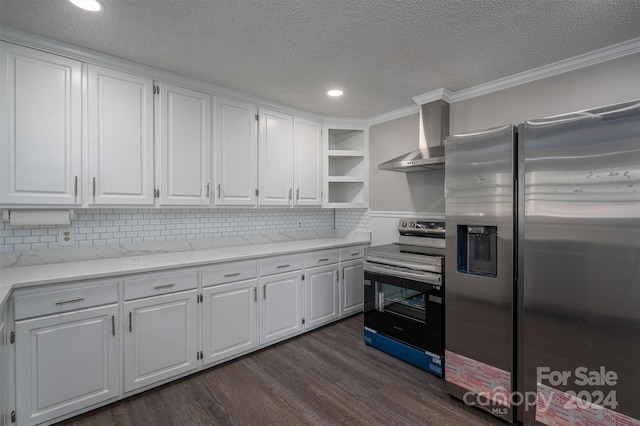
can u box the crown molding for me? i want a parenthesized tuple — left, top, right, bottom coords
(451, 37, 640, 102)
(2, 25, 637, 127)
(323, 116, 369, 126)
(368, 104, 419, 126)
(412, 87, 455, 105)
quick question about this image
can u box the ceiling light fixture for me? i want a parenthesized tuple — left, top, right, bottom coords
(69, 0, 103, 12)
(327, 89, 344, 97)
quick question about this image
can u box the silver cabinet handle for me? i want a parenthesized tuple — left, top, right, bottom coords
(253, 287, 257, 302)
(318, 258, 329, 262)
(206, 183, 210, 198)
(277, 264, 290, 269)
(224, 272, 241, 278)
(92, 177, 96, 201)
(74, 176, 78, 201)
(153, 283, 175, 290)
(55, 297, 85, 305)
(336, 270, 339, 282)
(111, 315, 115, 336)
(288, 188, 292, 201)
(217, 184, 221, 198)
(351, 252, 360, 256)
(262, 285, 266, 299)
(129, 312, 132, 332)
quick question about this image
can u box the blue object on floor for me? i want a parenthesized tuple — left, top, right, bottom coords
(364, 327, 443, 377)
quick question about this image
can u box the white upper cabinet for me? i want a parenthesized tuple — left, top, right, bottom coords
(214, 97, 258, 205)
(1, 41, 328, 209)
(88, 65, 155, 205)
(293, 118, 322, 206)
(156, 82, 211, 206)
(258, 108, 294, 206)
(0, 42, 82, 206)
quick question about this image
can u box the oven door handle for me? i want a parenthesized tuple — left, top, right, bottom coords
(364, 262, 442, 285)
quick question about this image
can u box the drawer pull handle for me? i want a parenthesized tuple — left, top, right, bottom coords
(224, 272, 241, 277)
(153, 283, 175, 290)
(277, 264, 290, 269)
(55, 297, 85, 305)
(351, 252, 360, 256)
(318, 258, 329, 262)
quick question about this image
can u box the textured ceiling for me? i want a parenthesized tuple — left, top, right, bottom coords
(1, 0, 639, 117)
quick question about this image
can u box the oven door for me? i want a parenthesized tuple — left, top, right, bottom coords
(364, 270, 443, 356)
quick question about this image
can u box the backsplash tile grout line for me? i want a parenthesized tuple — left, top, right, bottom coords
(0, 208, 369, 252)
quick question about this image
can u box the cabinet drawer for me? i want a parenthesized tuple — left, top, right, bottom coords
(124, 269, 198, 300)
(304, 250, 338, 268)
(260, 254, 302, 276)
(202, 261, 257, 287)
(340, 246, 365, 261)
(14, 280, 118, 320)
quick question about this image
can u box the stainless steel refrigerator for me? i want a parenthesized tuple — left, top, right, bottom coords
(444, 100, 640, 425)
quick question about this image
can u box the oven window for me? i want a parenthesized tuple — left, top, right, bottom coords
(378, 283, 427, 324)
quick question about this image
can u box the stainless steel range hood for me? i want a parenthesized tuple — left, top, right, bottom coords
(378, 99, 449, 172)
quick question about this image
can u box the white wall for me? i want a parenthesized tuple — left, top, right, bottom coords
(450, 54, 640, 134)
(369, 114, 446, 214)
(368, 53, 640, 242)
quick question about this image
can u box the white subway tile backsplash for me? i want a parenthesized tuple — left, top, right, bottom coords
(0, 208, 370, 252)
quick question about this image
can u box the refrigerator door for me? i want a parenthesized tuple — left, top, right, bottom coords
(522, 101, 640, 425)
(444, 124, 516, 423)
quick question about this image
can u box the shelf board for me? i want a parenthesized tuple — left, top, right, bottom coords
(327, 176, 364, 183)
(327, 150, 364, 157)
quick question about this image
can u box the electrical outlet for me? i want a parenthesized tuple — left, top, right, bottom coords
(58, 227, 75, 247)
(297, 221, 302, 229)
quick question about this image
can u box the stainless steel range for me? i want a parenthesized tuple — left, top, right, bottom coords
(363, 219, 445, 377)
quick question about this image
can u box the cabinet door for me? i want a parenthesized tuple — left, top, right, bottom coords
(305, 264, 339, 330)
(258, 108, 293, 206)
(123, 290, 197, 392)
(157, 83, 211, 206)
(0, 308, 6, 426)
(0, 42, 82, 205)
(202, 279, 258, 366)
(214, 97, 257, 205)
(294, 118, 322, 206)
(88, 65, 154, 205)
(341, 259, 365, 316)
(259, 271, 302, 345)
(15, 304, 119, 426)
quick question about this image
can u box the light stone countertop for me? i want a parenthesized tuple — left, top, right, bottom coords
(0, 230, 370, 308)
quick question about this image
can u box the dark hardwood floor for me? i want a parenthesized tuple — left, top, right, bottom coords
(57, 314, 504, 425)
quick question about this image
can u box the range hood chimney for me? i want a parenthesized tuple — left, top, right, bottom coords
(378, 99, 449, 172)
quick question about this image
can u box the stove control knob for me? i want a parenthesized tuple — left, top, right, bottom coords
(400, 221, 407, 228)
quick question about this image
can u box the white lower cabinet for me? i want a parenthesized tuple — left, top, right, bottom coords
(340, 259, 365, 317)
(7, 245, 367, 425)
(304, 264, 339, 331)
(259, 260, 303, 346)
(0, 304, 9, 426)
(15, 304, 119, 426)
(123, 290, 198, 392)
(202, 279, 258, 366)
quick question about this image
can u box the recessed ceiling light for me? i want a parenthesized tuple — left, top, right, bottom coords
(327, 89, 344, 97)
(69, 0, 103, 12)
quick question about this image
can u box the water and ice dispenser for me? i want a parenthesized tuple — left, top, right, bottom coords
(457, 225, 497, 277)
